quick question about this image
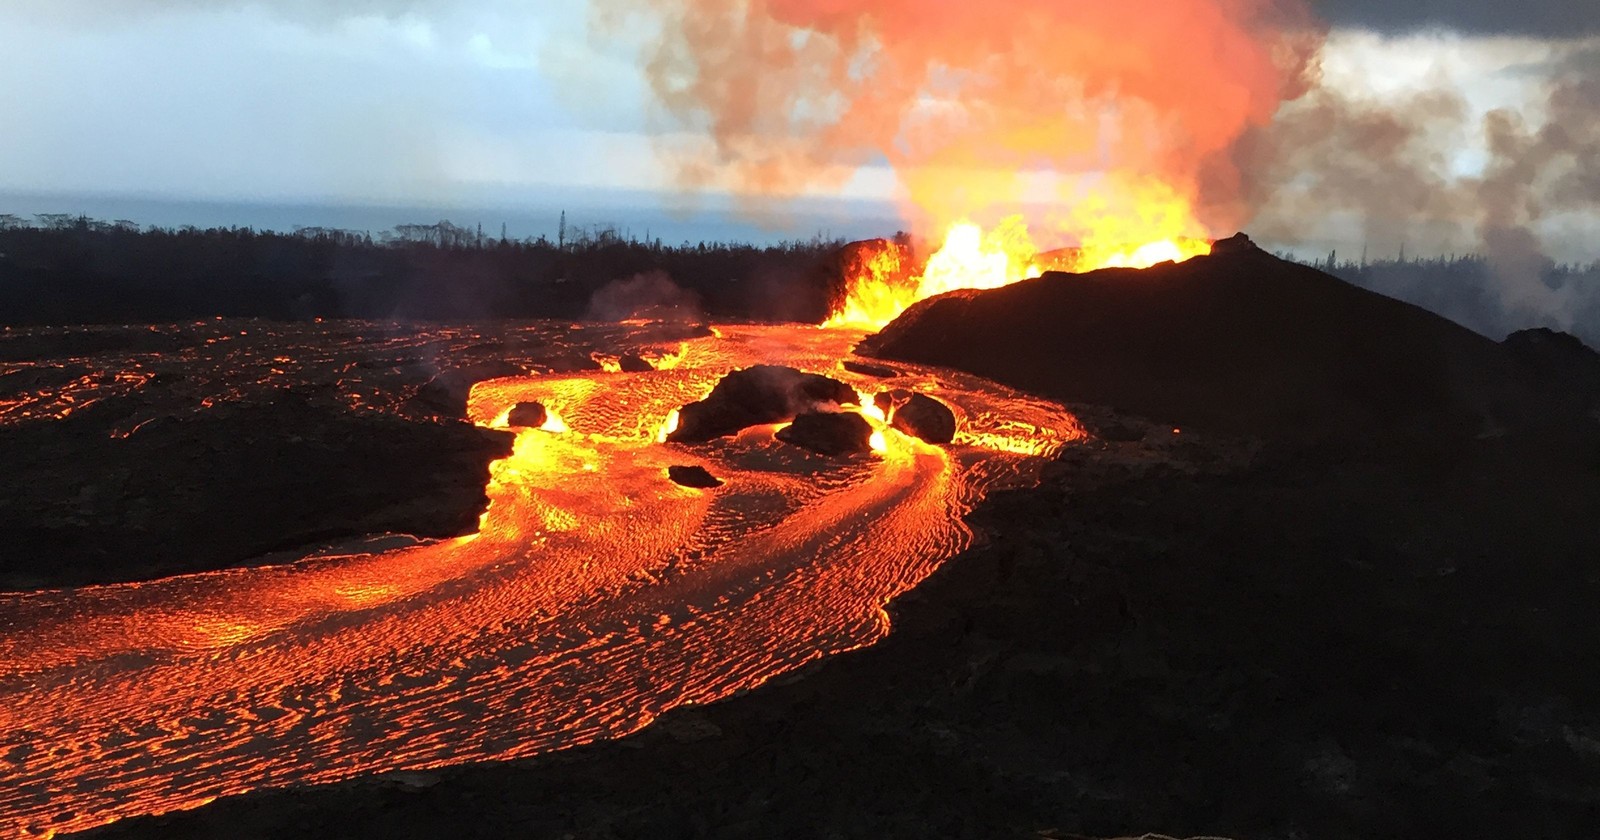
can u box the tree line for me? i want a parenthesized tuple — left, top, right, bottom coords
(3, 214, 1594, 343)
(1291, 250, 1600, 345)
(0, 215, 849, 326)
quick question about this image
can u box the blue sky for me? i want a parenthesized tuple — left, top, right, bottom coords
(0, 3, 1595, 257)
(0, 5, 655, 202)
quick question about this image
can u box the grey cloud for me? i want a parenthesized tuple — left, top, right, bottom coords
(1312, 0, 1599, 37)
(1234, 39, 1600, 330)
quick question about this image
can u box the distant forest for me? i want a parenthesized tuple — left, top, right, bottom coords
(1, 213, 1596, 344)
(0, 214, 846, 326)
(1304, 252, 1600, 346)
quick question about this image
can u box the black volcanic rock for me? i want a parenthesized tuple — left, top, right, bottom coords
(891, 393, 957, 445)
(667, 365, 858, 443)
(1210, 230, 1259, 256)
(667, 465, 724, 489)
(505, 401, 549, 429)
(860, 244, 1548, 439)
(0, 392, 514, 588)
(1503, 328, 1600, 419)
(549, 354, 604, 374)
(1088, 417, 1149, 442)
(775, 411, 874, 456)
(873, 388, 911, 417)
(618, 353, 655, 373)
(843, 360, 900, 379)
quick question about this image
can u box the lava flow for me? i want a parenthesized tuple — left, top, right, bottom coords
(0, 322, 1083, 838)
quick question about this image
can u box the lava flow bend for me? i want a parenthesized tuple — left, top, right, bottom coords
(0, 321, 1084, 838)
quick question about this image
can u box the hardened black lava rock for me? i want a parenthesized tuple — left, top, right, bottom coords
(891, 393, 957, 445)
(667, 465, 724, 489)
(774, 411, 874, 456)
(505, 402, 549, 429)
(667, 365, 858, 443)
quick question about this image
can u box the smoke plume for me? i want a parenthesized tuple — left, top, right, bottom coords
(1241, 39, 1600, 328)
(591, 0, 1324, 239)
(587, 270, 705, 322)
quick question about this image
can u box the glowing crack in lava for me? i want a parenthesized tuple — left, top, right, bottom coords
(0, 323, 1084, 838)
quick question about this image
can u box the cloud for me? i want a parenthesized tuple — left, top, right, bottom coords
(10, 0, 443, 26)
(1236, 32, 1600, 328)
(1311, 0, 1600, 37)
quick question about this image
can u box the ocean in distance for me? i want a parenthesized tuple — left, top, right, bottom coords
(0, 188, 908, 247)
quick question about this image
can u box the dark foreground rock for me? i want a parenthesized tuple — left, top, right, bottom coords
(1503, 327, 1600, 419)
(0, 392, 513, 588)
(774, 411, 874, 456)
(667, 465, 724, 489)
(667, 365, 858, 443)
(860, 241, 1562, 440)
(88, 428, 1600, 840)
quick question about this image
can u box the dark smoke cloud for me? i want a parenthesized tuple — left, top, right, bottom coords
(1312, 0, 1600, 37)
(1239, 39, 1600, 329)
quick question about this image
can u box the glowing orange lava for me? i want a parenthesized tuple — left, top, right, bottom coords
(826, 184, 1215, 330)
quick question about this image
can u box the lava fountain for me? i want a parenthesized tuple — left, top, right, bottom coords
(827, 204, 1216, 330)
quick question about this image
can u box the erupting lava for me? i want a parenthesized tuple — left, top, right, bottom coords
(827, 211, 1214, 330)
(595, 0, 1319, 331)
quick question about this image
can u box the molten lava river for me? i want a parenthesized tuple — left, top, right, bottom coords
(0, 322, 1085, 837)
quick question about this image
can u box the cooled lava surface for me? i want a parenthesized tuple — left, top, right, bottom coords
(0, 320, 1084, 837)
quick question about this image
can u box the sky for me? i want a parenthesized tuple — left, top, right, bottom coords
(0, 1, 1595, 256)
